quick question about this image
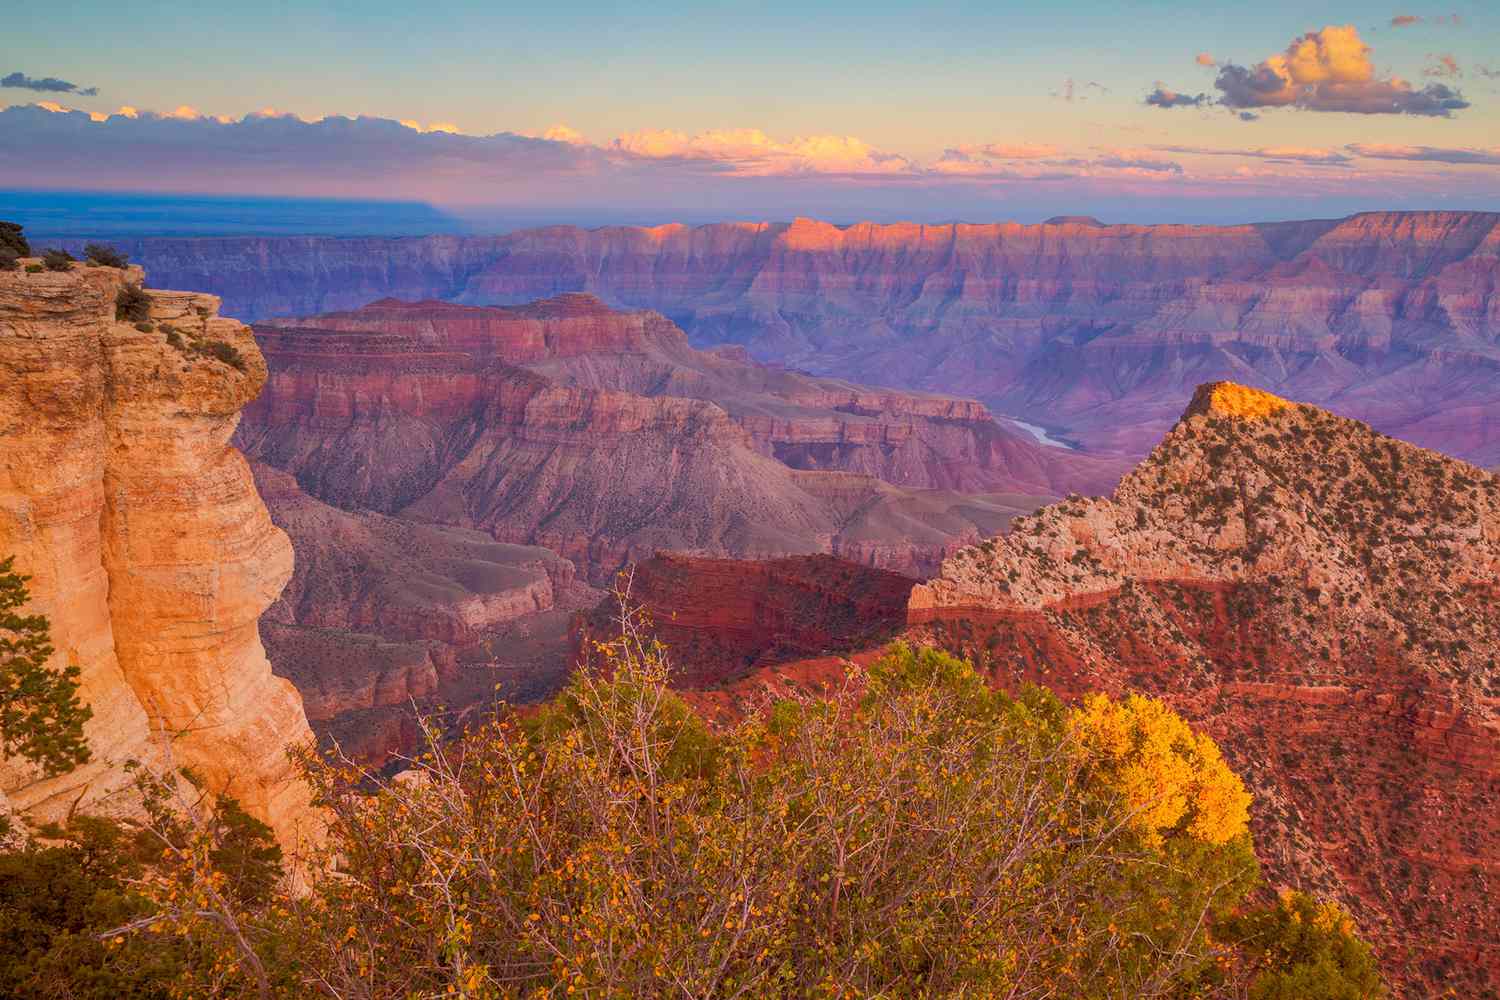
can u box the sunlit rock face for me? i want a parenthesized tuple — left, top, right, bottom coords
(103, 210, 1500, 465)
(0, 262, 316, 845)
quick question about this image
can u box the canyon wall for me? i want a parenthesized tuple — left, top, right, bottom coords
(93, 210, 1500, 465)
(239, 296, 1057, 585)
(0, 261, 315, 843)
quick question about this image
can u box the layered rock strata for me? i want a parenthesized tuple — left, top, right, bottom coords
(90, 210, 1500, 464)
(576, 553, 917, 687)
(238, 297, 1056, 584)
(0, 261, 315, 843)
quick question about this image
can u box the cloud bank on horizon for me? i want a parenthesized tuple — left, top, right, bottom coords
(3, 98, 1497, 225)
(2, 15, 1497, 225)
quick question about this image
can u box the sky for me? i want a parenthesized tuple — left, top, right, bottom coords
(3, 0, 1499, 227)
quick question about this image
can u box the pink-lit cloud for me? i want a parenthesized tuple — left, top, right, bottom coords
(1424, 54, 1461, 78)
(612, 127, 915, 175)
(3, 100, 1496, 224)
(1150, 24, 1470, 117)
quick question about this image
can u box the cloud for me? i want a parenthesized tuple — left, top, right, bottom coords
(611, 127, 915, 175)
(1093, 152, 1183, 174)
(1152, 25, 1471, 117)
(1145, 85, 1209, 108)
(1390, 15, 1422, 28)
(1424, 54, 1461, 78)
(542, 124, 586, 144)
(1196, 53, 1216, 67)
(1479, 65, 1500, 80)
(1347, 142, 1500, 165)
(944, 142, 1064, 161)
(1213, 24, 1469, 116)
(1155, 144, 1353, 165)
(6, 101, 1495, 224)
(2, 71, 97, 96)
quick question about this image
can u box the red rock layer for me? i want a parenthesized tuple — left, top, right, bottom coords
(576, 554, 916, 687)
(108, 210, 1500, 465)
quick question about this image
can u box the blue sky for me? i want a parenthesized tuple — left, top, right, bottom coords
(3, 1, 1498, 225)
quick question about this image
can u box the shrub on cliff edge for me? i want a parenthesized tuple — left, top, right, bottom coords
(40, 249, 74, 272)
(83, 243, 129, 269)
(0, 221, 28, 257)
(108, 613, 1380, 998)
(115, 284, 150, 323)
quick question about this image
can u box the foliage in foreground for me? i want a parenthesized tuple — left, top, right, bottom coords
(1, 610, 1385, 998)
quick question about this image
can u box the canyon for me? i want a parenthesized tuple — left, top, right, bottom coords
(633, 383, 1498, 998)
(0, 260, 315, 844)
(80, 210, 1500, 466)
(236, 293, 1080, 756)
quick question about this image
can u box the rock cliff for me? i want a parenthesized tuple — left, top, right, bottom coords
(95, 210, 1500, 465)
(909, 382, 1500, 997)
(251, 461, 589, 762)
(0, 261, 315, 844)
(269, 294, 1122, 496)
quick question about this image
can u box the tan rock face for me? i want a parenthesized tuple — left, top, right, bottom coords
(0, 262, 315, 845)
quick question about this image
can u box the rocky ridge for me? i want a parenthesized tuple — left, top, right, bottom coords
(0, 261, 315, 843)
(907, 381, 1500, 996)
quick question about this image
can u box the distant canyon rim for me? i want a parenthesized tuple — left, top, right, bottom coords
(53, 208, 1500, 468)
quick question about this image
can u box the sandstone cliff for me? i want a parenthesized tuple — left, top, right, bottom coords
(94, 210, 1500, 465)
(0, 261, 315, 843)
(908, 382, 1500, 997)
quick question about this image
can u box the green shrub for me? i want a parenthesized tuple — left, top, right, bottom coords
(83, 243, 129, 269)
(0, 555, 91, 775)
(133, 321, 154, 333)
(114, 284, 150, 323)
(24, 264, 43, 274)
(199, 339, 246, 372)
(0, 220, 27, 257)
(40, 249, 73, 272)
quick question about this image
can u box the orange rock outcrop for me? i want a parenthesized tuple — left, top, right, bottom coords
(0, 261, 315, 844)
